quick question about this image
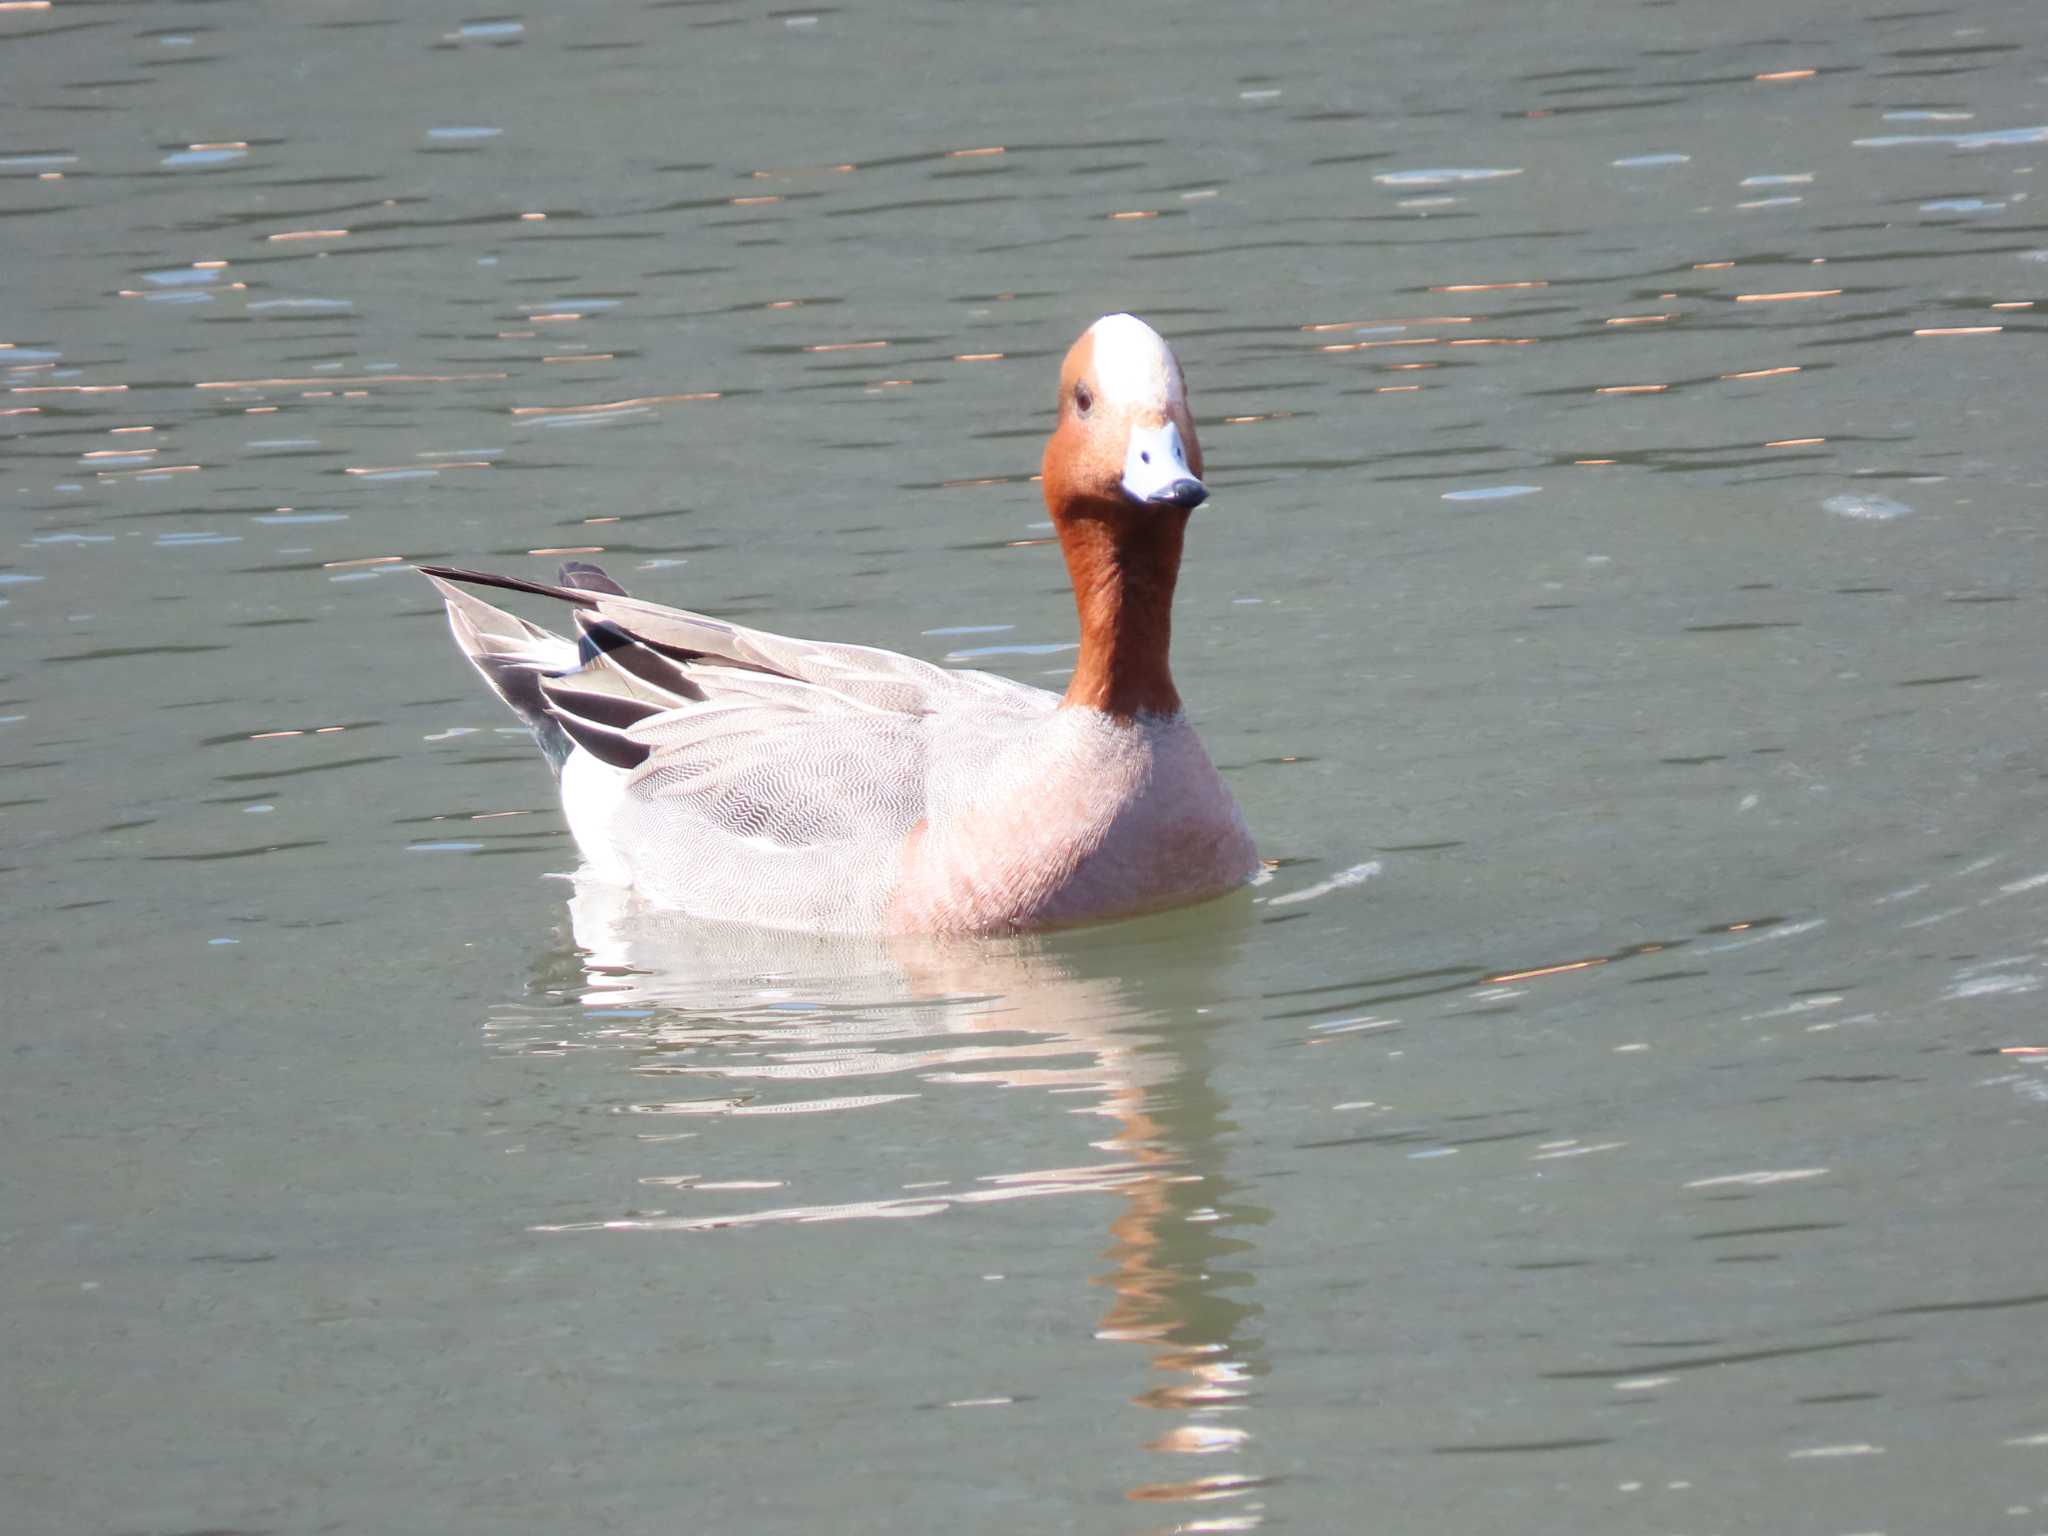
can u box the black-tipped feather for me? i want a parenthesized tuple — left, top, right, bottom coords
(574, 612, 710, 698)
(472, 658, 561, 751)
(546, 707, 651, 771)
(576, 614, 628, 667)
(559, 560, 630, 597)
(574, 609, 712, 665)
(539, 677, 666, 733)
(424, 560, 844, 781)
(416, 564, 599, 608)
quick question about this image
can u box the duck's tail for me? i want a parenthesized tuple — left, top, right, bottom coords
(422, 564, 594, 773)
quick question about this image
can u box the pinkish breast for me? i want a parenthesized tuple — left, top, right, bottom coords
(887, 710, 1257, 936)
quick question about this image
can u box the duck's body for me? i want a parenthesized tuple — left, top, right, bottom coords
(423, 314, 1257, 936)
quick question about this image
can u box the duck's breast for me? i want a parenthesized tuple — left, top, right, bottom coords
(895, 708, 1256, 934)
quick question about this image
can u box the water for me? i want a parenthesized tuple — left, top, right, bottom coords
(7, 0, 2048, 1530)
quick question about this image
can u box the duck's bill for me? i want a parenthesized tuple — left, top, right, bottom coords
(1140, 477, 1208, 509)
(1121, 420, 1207, 509)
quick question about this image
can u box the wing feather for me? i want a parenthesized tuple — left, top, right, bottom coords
(423, 560, 1056, 918)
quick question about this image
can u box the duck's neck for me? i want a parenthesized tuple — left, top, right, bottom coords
(1055, 506, 1186, 720)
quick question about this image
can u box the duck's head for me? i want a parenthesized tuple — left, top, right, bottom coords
(1041, 314, 1206, 520)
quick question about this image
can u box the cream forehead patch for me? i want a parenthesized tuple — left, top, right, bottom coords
(1087, 313, 1182, 408)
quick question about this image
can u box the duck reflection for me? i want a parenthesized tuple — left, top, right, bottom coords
(514, 878, 1274, 1523)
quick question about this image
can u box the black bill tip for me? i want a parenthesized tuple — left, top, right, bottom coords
(1147, 477, 1208, 510)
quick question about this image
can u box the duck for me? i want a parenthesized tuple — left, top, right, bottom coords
(420, 312, 1258, 935)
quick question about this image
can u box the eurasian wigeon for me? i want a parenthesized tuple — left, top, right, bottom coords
(421, 313, 1258, 934)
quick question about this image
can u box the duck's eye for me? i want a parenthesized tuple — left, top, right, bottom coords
(1074, 382, 1094, 417)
